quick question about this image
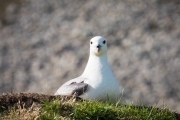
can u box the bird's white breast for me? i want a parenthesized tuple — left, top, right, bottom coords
(80, 55, 120, 102)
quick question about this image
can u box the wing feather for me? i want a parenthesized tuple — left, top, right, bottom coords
(55, 77, 89, 96)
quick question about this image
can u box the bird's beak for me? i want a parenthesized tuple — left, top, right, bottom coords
(96, 45, 101, 54)
(96, 48, 100, 53)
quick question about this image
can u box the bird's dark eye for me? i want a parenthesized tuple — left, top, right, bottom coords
(103, 40, 106, 44)
(90, 41, 93, 44)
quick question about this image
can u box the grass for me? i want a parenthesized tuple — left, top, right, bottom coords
(0, 98, 178, 120)
(39, 99, 176, 120)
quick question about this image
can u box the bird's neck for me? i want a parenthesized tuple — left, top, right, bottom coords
(82, 54, 112, 78)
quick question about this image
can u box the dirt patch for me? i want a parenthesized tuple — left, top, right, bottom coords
(0, 92, 81, 111)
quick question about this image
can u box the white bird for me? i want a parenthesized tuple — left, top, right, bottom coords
(55, 36, 120, 103)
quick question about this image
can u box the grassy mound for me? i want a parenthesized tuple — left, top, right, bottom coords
(0, 93, 179, 120)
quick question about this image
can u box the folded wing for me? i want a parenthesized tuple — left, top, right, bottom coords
(55, 79, 88, 96)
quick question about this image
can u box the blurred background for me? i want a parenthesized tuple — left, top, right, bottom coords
(0, 0, 180, 112)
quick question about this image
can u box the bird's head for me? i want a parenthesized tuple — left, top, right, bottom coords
(90, 36, 107, 56)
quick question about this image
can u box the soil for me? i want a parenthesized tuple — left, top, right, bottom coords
(0, 92, 81, 111)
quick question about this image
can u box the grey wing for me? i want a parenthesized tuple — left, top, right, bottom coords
(55, 77, 89, 96)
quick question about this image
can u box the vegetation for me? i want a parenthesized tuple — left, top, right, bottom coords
(0, 98, 178, 120)
(0, 94, 178, 120)
(40, 99, 177, 120)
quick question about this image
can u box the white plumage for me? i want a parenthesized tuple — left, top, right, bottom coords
(55, 36, 120, 103)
